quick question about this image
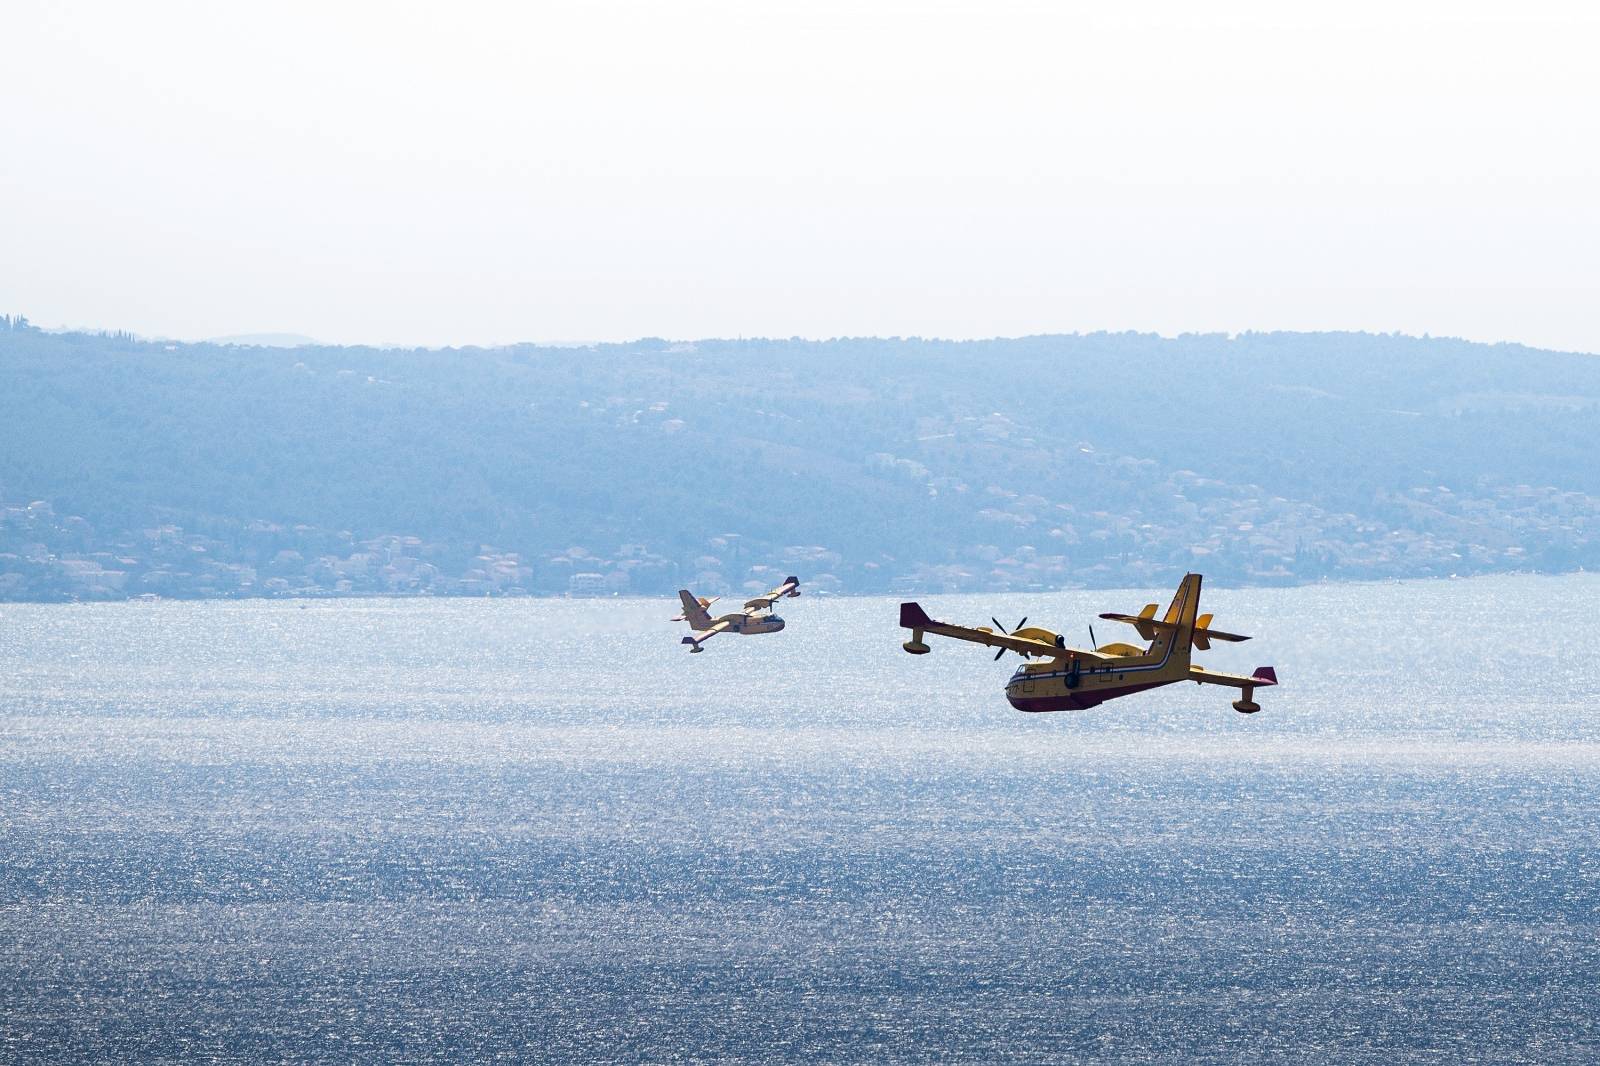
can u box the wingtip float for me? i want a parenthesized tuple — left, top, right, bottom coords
(900, 573, 1279, 714)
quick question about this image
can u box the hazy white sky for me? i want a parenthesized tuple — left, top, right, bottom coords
(3, 1, 1598, 350)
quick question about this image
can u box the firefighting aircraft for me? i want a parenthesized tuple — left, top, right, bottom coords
(675, 575, 802, 652)
(899, 573, 1278, 713)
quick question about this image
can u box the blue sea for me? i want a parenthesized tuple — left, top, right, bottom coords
(2, 575, 1598, 1062)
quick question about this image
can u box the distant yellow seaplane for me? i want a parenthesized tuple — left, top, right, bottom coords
(676, 576, 802, 652)
(899, 573, 1278, 713)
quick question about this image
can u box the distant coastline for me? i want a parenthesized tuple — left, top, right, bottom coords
(4, 319, 1598, 602)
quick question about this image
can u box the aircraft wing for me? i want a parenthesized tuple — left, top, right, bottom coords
(899, 602, 1066, 660)
(743, 575, 801, 612)
(1188, 665, 1278, 689)
(681, 619, 731, 650)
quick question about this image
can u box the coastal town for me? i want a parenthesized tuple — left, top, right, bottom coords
(3, 472, 1592, 602)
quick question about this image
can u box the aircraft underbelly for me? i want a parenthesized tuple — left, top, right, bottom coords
(1006, 678, 1170, 713)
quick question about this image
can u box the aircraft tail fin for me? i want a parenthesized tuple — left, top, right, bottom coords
(675, 590, 714, 629)
(1157, 574, 1202, 667)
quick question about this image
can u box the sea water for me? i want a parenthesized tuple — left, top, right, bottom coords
(2, 575, 1598, 1062)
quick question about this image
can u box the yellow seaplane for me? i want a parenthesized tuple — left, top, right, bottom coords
(676, 575, 802, 652)
(899, 573, 1277, 713)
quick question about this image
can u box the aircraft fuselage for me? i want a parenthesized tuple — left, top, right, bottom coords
(718, 613, 785, 635)
(1005, 659, 1180, 711)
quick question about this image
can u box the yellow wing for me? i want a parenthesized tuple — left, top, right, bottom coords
(898, 602, 1067, 660)
(1189, 665, 1278, 689)
(742, 575, 801, 613)
(681, 619, 731, 651)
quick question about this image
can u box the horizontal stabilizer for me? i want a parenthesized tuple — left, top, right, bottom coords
(1098, 611, 1162, 641)
(1100, 611, 1250, 648)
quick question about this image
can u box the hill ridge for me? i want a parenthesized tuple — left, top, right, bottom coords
(3, 320, 1597, 600)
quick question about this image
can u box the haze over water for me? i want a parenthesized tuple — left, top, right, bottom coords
(3, 574, 1598, 1061)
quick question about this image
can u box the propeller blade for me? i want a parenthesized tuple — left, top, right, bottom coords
(1016, 617, 1027, 631)
(1089, 623, 1098, 649)
(991, 617, 1005, 633)
(993, 647, 1006, 661)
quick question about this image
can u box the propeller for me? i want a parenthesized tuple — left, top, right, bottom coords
(1088, 623, 1098, 651)
(990, 616, 1028, 660)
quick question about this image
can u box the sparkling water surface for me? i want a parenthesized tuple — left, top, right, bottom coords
(2, 575, 1598, 1062)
